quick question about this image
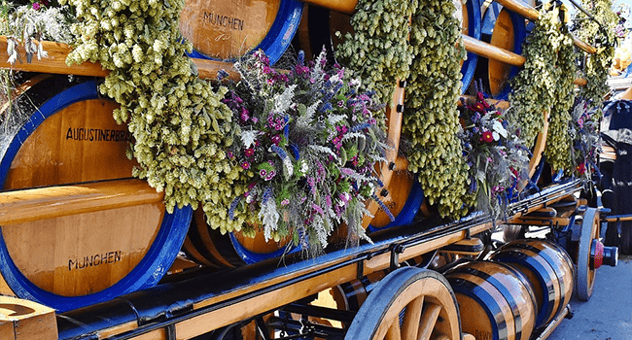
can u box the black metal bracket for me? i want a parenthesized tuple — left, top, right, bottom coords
(390, 244, 405, 271)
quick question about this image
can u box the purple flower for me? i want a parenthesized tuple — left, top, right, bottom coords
(240, 108, 250, 122)
(32, 2, 41, 10)
(271, 135, 281, 146)
(265, 171, 276, 181)
(241, 161, 251, 169)
(281, 199, 290, 206)
(244, 148, 255, 157)
(259, 169, 267, 178)
(338, 100, 345, 107)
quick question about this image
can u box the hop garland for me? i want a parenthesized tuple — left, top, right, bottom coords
(508, 8, 568, 149)
(339, 0, 471, 219)
(543, 23, 578, 173)
(403, 0, 472, 218)
(335, 0, 417, 124)
(59, 0, 245, 233)
(572, 0, 619, 117)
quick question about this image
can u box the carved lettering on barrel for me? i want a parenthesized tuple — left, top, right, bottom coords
(202, 11, 244, 31)
(68, 251, 122, 271)
(66, 127, 133, 142)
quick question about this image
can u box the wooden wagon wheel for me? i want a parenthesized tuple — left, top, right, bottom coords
(344, 267, 461, 340)
(575, 207, 600, 301)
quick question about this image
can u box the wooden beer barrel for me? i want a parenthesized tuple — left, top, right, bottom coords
(475, 3, 527, 99)
(182, 207, 298, 267)
(368, 157, 426, 231)
(0, 75, 192, 312)
(458, 0, 481, 93)
(490, 239, 574, 329)
(180, 0, 303, 64)
(446, 261, 537, 340)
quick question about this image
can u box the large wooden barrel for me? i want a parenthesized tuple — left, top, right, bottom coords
(490, 239, 574, 329)
(367, 157, 426, 231)
(180, 0, 303, 64)
(475, 3, 527, 99)
(182, 208, 299, 267)
(0, 75, 192, 312)
(446, 261, 537, 340)
(295, 0, 481, 95)
(458, 0, 481, 93)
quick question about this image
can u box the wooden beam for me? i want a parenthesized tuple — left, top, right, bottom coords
(462, 35, 526, 67)
(0, 179, 163, 225)
(0, 37, 238, 80)
(302, 0, 357, 14)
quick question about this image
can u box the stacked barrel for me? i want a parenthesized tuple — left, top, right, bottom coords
(446, 239, 574, 340)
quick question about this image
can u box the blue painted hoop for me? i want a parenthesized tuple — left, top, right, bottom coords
(367, 178, 425, 233)
(0, 79, 192, 312)
(461, 0, 482, 94)
(186, 0, 303, 65)
(228, 232, 300, 265)
(481, 3, 527, 100)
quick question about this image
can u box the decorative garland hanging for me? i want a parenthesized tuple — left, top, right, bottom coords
(572, 0, 619, 117)
(543, 18, 578, 173)
(508, 9, 566, 149)
(337, 0, 470, 219)
(59, 0, 247, 234)
(403, 0, 472, 218)
(335, 0, 417, 125)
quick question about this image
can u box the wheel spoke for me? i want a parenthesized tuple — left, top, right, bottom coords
(401, 296, 424, 339)
(386, 316, 402, 340)
(417, 303, 442, 340)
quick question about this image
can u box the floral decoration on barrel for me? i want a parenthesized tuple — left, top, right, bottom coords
(460, 91, 530, 219)
(219, 49, 390, 255)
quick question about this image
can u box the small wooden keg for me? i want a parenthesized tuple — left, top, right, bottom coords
(446, 261, 537, 340)
(490, 239, 574, 329)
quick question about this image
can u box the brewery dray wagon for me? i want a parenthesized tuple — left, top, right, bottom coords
(0, 0, 620, 339)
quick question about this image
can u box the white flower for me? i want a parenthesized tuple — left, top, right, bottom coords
(492, 120, 507, 138)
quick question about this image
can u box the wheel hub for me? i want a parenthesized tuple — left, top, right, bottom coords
(590, 239, 618, 269)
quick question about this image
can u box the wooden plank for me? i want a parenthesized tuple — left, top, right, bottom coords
(0, 36, 107, 77)
(462, 35, 526, 67)
(0, 37, 237, 80)
(0, 179, 163, 225)
(0, 296, 58, 340)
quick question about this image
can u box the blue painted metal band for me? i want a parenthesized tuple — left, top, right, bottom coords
(0, 79, 192, 312)
(367, 177, 425, 233)
(187, 0, 303, 66)
(448, 277, 505, 340)
(463, 266, 523, 340)
(228, 232, 300, 265)
(493, 250, 555, 328)
(461, 0, 482, 93)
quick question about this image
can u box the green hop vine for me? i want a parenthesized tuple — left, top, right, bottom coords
(508, 9, 567, 149)
(335, 0, 417, 124)
(403, 0, 472, 218)
(544, 32, 578, 173)
(339, 0, 471, 219)
(60, 0, 248, 234)
(572, 0, 619, 117)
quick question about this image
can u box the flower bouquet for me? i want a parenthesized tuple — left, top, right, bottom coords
(219, 49, 389, 255)
(460, 92, 530, 219)
(569, 99, 601, 180)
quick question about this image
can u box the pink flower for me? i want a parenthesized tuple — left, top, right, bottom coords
(480, 131, 494, 143)
(281, 199, 290, 206)
(244, 148, 254, 157)
(32, 2, 41, 10)
(241, 161, 251, 170)
(271, 135, 281, 146)
(577, 162, 586, 175)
